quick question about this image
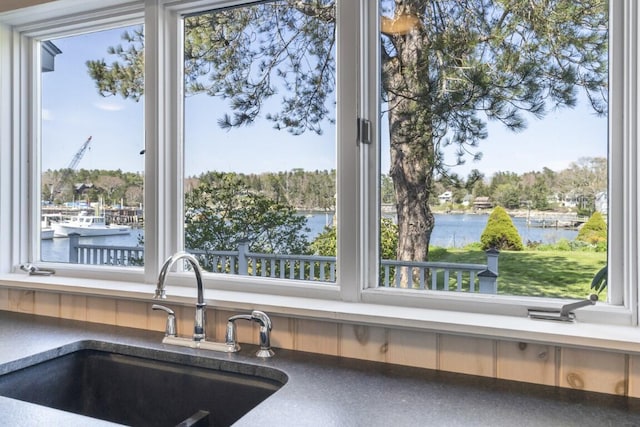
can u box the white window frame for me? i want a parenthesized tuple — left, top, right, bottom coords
(0, 0, 637, 332)
(0, 1, 146, 285)
(359, 0, 638, 327)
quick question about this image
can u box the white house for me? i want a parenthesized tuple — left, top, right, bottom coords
(438, 190, 452, 204)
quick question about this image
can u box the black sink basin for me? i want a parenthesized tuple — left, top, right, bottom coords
(0, 348, 286, 427)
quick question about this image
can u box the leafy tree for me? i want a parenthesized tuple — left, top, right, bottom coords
(310, 225, 336, 257)
(381, 174, 396, 205)
(379, 217, 399, 260)
(576, 211, 607, 245)
(493, 182, 522, 209)
(558, 157, 607, 214)
(196, 169, 336, 211)
(480, 206, 523, 251)
(185, 173, 310, 259)
(471, 178, 490, 199)
(86, 0, 607, 264)
(528, 179, 551, 211)
(125, 185, 143, 206)
(521, 171, 553, 211)
(311, 217, 398, 260)
(489, 171, 520, 193)
(95, 175, 125, 205)
(435, 169, 484, 205)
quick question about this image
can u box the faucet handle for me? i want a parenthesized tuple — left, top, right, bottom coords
(225, 313, 252, 351)
(152, 304, 177, 337)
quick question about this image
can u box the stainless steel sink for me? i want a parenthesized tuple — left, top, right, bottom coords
(0, 347, 286, 426)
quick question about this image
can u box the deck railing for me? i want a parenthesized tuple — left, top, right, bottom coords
(68, 234, 144, 266)
(189, 241, 337, 282)
(380, 248, 499, 293)
(67, 234, 498, 293)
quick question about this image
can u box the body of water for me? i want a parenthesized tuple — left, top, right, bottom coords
(307, 212, 579, 248)
(41, 212, 577, 262)
(426, 213, 578, 248)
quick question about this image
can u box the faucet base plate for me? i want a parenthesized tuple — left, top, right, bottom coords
(162, 336, 240, 353)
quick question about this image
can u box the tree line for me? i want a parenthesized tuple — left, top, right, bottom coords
(429, 157, 607, 214)
(42, 167, 335, 210)
(42, 168, 143, 206)
(42, 157, 605, 215)
(189, 170, 336, 211)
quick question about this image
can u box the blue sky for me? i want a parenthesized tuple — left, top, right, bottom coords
(42, 28, 145, 174)
(42, 25, 607, 180)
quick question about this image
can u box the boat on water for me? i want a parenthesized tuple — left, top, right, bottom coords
(53, 212, 131, 237)
(41, 216, 56, 240)
(41, 227, 54, 240)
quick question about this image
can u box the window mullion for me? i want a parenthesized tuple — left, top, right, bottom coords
(362, 0, 380, 291)
(18, 33, 37, 271)
(608, 0, 638, 324)
(0, 24, 17, 274)
(337, 0, 361, 302)
(143, 0, 183, 282)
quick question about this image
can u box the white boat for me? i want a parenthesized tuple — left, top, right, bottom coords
(53, 212, 131, 237)
(41, 216, 56, 240)
(41, 227, 55, 240)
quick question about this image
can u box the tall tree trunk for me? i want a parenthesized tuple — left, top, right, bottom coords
(384, 1, 436, 272)
(388, 108, 435, 264)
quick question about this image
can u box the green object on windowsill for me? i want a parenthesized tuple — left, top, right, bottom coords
(590, 265, 608, 295)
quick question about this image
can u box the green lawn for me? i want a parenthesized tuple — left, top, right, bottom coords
(428, 248, 607, 299)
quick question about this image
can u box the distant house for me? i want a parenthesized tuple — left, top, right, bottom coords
(547, 192, 580, 208)
(595, 191, 608, 214)
(562, 195, 579, 208)
(74, 183, 94, 197)
(473, 196, 493, 210)
(438, 191, 453, 204)
(461, 194, 473, 207)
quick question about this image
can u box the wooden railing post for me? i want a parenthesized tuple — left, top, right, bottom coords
(68, 233, 80, 264)
(478, 269, 498, 294)
(237, 239, 249, 275)
(479, 248, 499, 294)
(485, 247, 499, 273)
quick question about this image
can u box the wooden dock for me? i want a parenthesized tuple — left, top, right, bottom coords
(526, 216, 587, 229)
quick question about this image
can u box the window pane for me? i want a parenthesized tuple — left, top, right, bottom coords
(378, 0, 608, 299)
(183, 2, 337, 283)
(41, 27, 145, 266)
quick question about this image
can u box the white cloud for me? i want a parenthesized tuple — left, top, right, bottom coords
(93, 101, 125, 112)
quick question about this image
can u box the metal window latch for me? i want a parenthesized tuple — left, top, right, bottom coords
(528, 294, 598, 322)
(19, 263, 55, 276)
(357, 118, 371, 145)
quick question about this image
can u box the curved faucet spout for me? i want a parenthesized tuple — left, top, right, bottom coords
(156, 252, 204, 303)
(155, 251, 206, 341)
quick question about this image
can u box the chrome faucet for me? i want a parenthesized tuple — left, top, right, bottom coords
(226, 310, 275, 357)
(152, 251, 275, 357)
(155, 251, 206, 341)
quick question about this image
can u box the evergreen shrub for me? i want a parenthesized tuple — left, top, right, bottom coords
(576, 212, 607, 245)
(480, 206, 524, 251)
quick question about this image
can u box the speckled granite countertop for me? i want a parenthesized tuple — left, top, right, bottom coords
(1, 310, 639, 426)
